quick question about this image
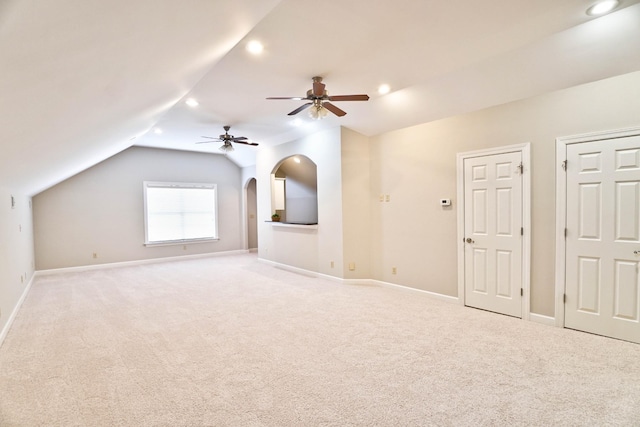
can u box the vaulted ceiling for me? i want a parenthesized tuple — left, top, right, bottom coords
(2, 0, 639, 195)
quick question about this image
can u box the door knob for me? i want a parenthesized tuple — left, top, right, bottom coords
(466, 238, 475, 244)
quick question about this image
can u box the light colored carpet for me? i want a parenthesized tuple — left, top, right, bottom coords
(1, 253, 639, 426)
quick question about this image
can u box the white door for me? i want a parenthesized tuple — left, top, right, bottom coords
(464, 152, 523, 317)
(565, 135, 640, 343)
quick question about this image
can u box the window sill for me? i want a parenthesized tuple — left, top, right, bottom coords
(267, 221, 318, 230)
(144, 238, 219, 247)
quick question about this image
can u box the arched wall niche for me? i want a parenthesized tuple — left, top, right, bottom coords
(270, 155, 318, 224)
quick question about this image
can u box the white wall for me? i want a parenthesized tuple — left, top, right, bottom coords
(33, 147, 244, 270)
(370, 71, 640, 316)
(257, 127, 344, 276)
(0, 188, 34, 345)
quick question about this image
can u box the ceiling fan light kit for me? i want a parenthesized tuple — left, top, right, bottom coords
(308, 102, 328, 120)
(219, 142, 234, 153)
(267, 76, 369, 119)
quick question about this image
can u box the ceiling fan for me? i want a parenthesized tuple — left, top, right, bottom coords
(267, 76, 369, 119)
(196, 125, 258, 153)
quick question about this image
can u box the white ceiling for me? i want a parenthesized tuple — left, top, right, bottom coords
(1, 0, 639, 195)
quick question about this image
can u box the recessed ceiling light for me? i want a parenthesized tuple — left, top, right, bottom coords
(378, 84, 391, 95)
(586, 0, 619, 16)
(246, 40, 264, 55)
(153, 127, 163, 134)
(185, 98, 199, 107)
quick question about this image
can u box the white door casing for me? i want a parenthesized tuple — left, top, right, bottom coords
(457, 144, 531, 319)
(558, 130, 640, 343)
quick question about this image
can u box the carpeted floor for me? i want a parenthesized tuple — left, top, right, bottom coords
(1, 253, 639, 426)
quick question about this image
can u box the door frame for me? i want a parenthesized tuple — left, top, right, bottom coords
(456, 143, 531, 319)
(554, 125, 640, 327)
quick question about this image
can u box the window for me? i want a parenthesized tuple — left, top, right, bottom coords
(143, 182, 218, 245)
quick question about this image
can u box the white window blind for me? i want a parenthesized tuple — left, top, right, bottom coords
(143, 182, 218, 244)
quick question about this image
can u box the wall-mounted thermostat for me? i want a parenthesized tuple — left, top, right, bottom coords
(440, 198, 451, 206)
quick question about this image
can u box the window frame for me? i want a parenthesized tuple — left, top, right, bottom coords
(143, 181, 219, 246)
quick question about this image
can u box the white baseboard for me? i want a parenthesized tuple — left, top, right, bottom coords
(257, 258, 459, 302)
(36, 249, 250, 276)
(258, 258, 322, 278)
(529, 313, 556, 326)
(0, 275, 34, 349)
(371, 280, 460, 304)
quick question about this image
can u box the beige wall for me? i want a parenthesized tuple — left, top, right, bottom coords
(33, 147, 244, 270)
(0, 188, 34, 343)
(370, 71, 640, 316)
(341, 127, 372, 279)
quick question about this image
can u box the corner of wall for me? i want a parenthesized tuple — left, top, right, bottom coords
(0, 188, 35, 348)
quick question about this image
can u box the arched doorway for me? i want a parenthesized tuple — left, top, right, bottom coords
(246, 178, 258, 251)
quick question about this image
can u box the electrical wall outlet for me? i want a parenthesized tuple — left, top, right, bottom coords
(92, 253, 97, 259)
(349, 262, 356, 271)
(392, 267, 397, 275)
(330, 261, 334, 268)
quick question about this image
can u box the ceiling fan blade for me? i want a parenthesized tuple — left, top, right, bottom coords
(235, 141, 259, 146)
(323, 102, 347, 117)
(328, 94, 370, 102)
(200, 135, 219, 139)
(196, 141, 216, 144)
(266, 97, 306, 100)
(230, 136, 248, 141)
(312, 81, 325, 97)
(288, 102, 313, 116)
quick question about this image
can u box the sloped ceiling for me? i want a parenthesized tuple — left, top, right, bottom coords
(1, 0, 639, 195)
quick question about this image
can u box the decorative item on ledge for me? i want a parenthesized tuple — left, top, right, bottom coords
(271, 213, 281, 222)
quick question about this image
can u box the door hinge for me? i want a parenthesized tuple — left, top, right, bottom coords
(520, 288, 523, 296)
(561, 160, 567, 171)
(517, 162, 524, 174)
(564, 228, 567, 238)
(563, 294, 567, 303)
(521, 227, 524, 236)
